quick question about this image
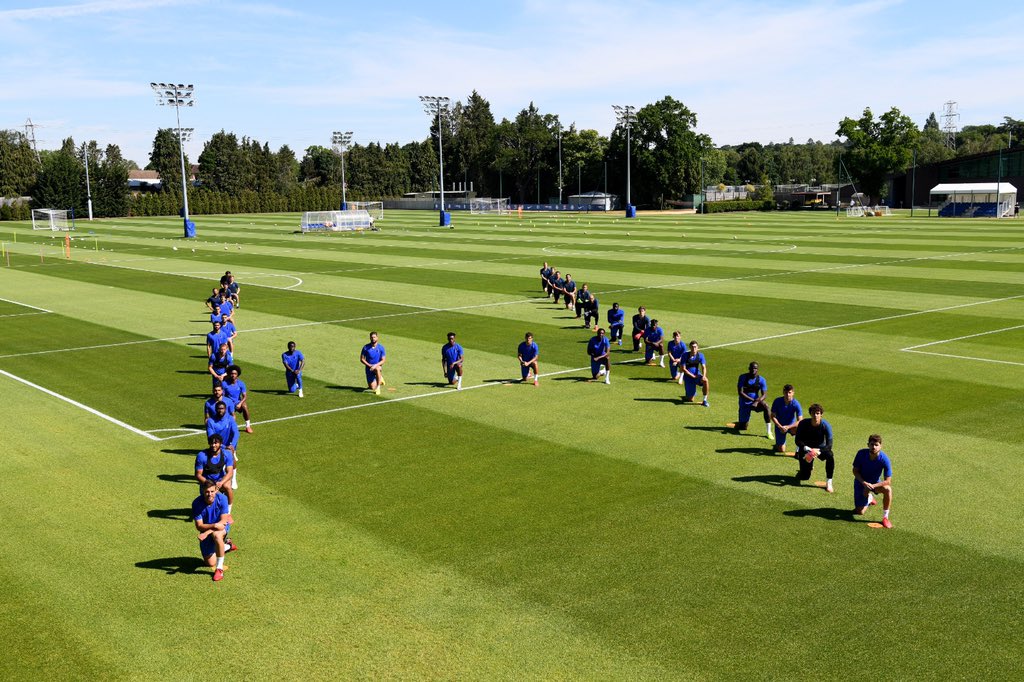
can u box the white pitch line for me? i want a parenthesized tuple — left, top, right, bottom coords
(0, 296, 53, 313)
(707, 294, 1024, 349)
(0, 368, 160, 441)
(899, 323, 1024, 350)
(900, 350, 1024, 367)
(0, 311, 50, 319)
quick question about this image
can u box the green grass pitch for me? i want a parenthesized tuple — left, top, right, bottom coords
(1, 209, 1022, 679)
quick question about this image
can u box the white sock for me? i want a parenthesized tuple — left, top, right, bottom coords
(826, 478, 832, 487)
(231, 471, 238, 489)
(883, 509, 890, 519)
(659, 355, 665, 367)
(868, 493, 875, 503)
(604, 371, 610, 384)
(216, 555, 225, 570)
(227, 504, 232, 513)
(245, 420, 251, 428)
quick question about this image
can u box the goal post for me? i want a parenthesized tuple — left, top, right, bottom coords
(470, 197, 510, 215)
(301, 209, 376, 233)
(348, 201, 383, 221)
(32, 208, 74, 231)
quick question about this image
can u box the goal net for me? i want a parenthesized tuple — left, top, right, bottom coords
(32, 208, 74, 231)
(301, 210, 375, 233)
(470, 197, 510, 215)
(348, 201, 383, 220)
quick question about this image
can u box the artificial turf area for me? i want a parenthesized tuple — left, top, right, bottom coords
(1, 208, 1022, 679)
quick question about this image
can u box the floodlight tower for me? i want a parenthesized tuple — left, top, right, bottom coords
(612, 104, 637, 218)
(151, 82, 195, 237)
(332, 131, 353, 210)
(420, 95, 452, 227)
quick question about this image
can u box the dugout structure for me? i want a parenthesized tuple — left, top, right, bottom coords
(301, 210, 376, 233)
(470, 197, 510, 215)
(930, 182, 1017, 218)
(32, 208, 75, 231)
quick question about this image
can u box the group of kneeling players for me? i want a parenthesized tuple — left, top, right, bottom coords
(538, 261, 894, 529)
(191, 272, 309, 582)
(190, 261, 896, 581)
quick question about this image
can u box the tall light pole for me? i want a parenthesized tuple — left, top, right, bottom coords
(612, 104, 637, 218)
(557, 121, 563, 206)
(420, 95, 451, 227)
(83, 144, 94, 220)
(151, 82, 195, 237)
(332, 131, 353, 210)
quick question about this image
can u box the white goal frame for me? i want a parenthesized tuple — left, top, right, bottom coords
(348, 201, 383, 220)
(301, 210, 375, 233)
(32, 208, 74, 231)
(470, 197, 510, 215)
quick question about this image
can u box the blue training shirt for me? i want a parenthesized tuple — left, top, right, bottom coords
(771, 396, 803, 425)
(737, 373, 768, 404)
(195, 448, 235, 481)
(518, 341, 538, 362)
(192, 492, 230, 526)
(441, 343, 463, 365)
(645, 326, 664, 343)
(587, 336, 610, 359)
(667, 340, 686, 362)
(853, 449, 892, 483)
(282, 350, 304, 372)
(361, 343, 386, 366)
(206, 414, 240, 449)
(684, 351, 706, 375)
(221, 378, 246, 403)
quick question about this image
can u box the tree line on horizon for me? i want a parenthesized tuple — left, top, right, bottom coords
(1, 91, 1022, 220)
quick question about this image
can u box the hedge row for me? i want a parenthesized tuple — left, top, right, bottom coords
(703, 199, 774, 213)
(129, 186, 346, 217)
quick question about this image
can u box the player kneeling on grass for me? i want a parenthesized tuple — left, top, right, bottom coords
(853, 434, 893, 528)
(206, 400, 240, 488)
(281, 341, 305, 398)
(441, 332, 464, 389)
(195, 434, 235, 509)
(222, 365, 252, 433)
(607, 302, 625, 346)
(587, 327, 611, 384)
(361, 331, 387, 395)
(794, 403, 835, 492)
(736, 361, 771, 437)
(540, 262, 553, 296)
(631, 306, 650, 352)
(192, 478, 237, 583)
(208, 343, 233, 387)
(682, 340, 710, 407)
(644, 320, 665, 367)
(770, 384, 803, 453)
(204, 385, 235, 421)
(517, 332, 540, 385)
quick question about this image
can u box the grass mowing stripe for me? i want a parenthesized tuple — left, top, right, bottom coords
(0, 368, 159, 440)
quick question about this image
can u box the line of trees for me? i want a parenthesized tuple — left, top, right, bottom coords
(3, 91, 1022, 220)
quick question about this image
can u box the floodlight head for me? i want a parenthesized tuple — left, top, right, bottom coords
(331, 131, 353, 151)
(612, 104, 636, 128)
(151, 82, 195, 107)
(419, 95, 450, 116)
(176, 127, 195, 142)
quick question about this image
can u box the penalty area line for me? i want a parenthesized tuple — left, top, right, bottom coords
(0, 296, 53, 313)
(0, 368, 160, 441)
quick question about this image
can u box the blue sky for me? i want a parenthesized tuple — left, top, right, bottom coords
(1, 0, 1021, 166)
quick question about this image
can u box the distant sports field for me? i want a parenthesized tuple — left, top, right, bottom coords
(2, 209, 1022, 679)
